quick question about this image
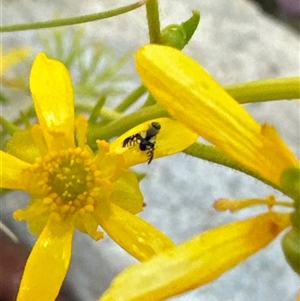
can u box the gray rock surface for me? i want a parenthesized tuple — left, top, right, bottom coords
(2, 0, 299, 300)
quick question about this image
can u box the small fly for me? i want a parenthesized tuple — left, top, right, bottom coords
(122, 122, 161, 164)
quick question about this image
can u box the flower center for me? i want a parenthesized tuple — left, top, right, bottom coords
(32, 148, 103, 219)
(49, 157, 89, 201)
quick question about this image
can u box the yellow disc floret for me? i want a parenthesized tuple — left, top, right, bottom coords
(14, 147, 106, 240)
(39, 148, 100, 215)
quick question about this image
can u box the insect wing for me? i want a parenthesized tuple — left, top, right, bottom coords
(122, 133, 143, 147)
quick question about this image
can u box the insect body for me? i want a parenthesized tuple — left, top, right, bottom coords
(122, 122, 161, 164)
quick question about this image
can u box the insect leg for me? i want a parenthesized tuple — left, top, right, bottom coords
(147, 149, 154, 164)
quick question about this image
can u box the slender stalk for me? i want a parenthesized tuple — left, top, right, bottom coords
(184, 143, 281, 193)
(0, 116, 19, 135)
(141, 94, 156, 107)
(115, 85, 147, 112)
(225, 77, 300, 104)
(1, 1, 149, 32)
(214, 197, 294, 213)
(146, 0, 161, 43)
(87, 103, 169, 143)
(100, 108, 122, 122)
(87, 76, 299, 149)
(113, 77, 299, 116)
(88, 96, 107, 124)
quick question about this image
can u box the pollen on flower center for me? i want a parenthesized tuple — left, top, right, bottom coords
(31, 148, 102, 219)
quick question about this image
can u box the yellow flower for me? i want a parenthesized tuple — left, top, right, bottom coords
(1, 52, 197, 300)
(95, 45, 299, 300)
(100, 212, 290, 301)
(135, 44, 298, 187)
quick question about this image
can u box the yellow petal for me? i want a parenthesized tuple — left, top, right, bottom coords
(31, 124, 48, 157)
(30, 53, 75, 152)
(14, 198, 49, 236)
(96, 202, 175, 261)
(111, 170, 144, 214)
(100, 212, 290, 301)
(75, 114, 88, 147)
(111, 118, 198, 166)
(16, 220, 73, 301)
(135, 45, 298, 185)
(0, 151, 31, 190)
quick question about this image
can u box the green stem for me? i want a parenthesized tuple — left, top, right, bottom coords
(87, 76, 298, 148)
(146, 0, 161, 43)
(100, 108, 122, 122)
(87, 103, 169, 143)
(184, 143, 282, 193)
(13, 106, 36, 127)
(88, 96, 107, 124)
(0, 116, 19, 135)
(1, 1, 149, 32)
(115, 85, 147, 112)
(225, 77, 300, 104)
(141, 93, 156, 107)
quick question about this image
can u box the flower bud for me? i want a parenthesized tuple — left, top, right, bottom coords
(160, 10, 200, 50)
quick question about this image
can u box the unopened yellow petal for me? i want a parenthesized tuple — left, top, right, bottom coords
(135, 45, 298, 185)
(0, 151, 31, 190)
(96, 202, 175, 261)
(100, 212, 290, 301)
(30, 53, 75, 151)
(16, 220, 73, 301)
(111, 118, 198, 166)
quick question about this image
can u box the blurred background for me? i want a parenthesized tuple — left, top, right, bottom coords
(1, 0, 299, 300)
(251, 0, 300, 32)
